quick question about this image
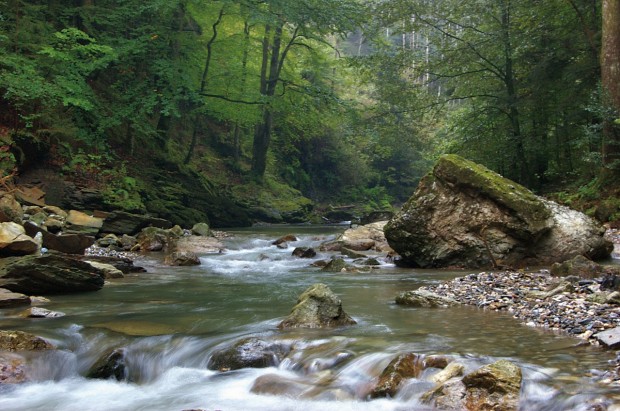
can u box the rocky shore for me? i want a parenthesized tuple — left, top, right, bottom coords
(397, 261, 620, 385)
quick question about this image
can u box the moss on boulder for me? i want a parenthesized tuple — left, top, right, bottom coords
(385, 155, 611, 268)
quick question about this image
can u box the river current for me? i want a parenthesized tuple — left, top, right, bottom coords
(0, 225, 619, 410)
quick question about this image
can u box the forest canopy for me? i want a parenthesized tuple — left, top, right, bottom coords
(0, 0, 618, 222)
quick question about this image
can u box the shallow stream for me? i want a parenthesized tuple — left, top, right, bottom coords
(1, 225, 619, 410)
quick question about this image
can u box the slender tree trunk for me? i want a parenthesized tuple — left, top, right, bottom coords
(232, 21, 251, 163)
(185, 7, 224, 165)
(251, 23, 283, 178)
(501, 0, 528, 184)
(601, 0, 620, 169)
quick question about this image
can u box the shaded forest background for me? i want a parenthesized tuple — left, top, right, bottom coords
(0, 0, 618, 227)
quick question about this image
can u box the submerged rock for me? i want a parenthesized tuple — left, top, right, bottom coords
(321, 258, 347, 272)
(370, 353, 424, 398)
(273, 234, 298, 246)
(292, 247, 317, 258)
(86, 348, 127, 381)
(251, 373, 310, 397)
(0, 352, 28, 384)
(278, 283, 356, 329)
(384, 155, 612, 268)
(207, 337, 292, 371)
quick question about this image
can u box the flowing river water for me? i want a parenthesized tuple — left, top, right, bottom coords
(1, 225, 619, 410)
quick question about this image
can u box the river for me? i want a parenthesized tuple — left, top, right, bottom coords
(0, 225, 618, 410)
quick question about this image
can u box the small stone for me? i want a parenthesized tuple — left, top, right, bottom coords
(21, 307, 65, 318)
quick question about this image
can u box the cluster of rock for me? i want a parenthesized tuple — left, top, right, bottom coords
(0, 191, 222, 309)
(183, 284, 523, 409)
(0, 191, 225, 385)
(270, 228, 390, 272)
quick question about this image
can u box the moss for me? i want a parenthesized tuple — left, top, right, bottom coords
(434, 155, 551, 230)
(231, 175, 313, 223)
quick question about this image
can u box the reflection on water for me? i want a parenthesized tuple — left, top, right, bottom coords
(0, 225, 619, 410)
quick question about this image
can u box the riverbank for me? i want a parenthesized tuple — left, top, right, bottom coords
(411, 267, 620, 381)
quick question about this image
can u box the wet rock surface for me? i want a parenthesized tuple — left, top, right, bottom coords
(0, 330, 54, 351)
(208, 337, 293, 371)
(86, 348, 127, 381)
(278, 283, 357, 329)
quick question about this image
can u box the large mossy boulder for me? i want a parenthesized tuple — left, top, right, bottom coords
(278, 283, 356, 329)
(384, 155, 612, 268)
(0, 253, 105, 294)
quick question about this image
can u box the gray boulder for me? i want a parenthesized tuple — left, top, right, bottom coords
(278, 283, 356, 329)
(0, 253, 105, 294)
(207, 337, 292, 371)
(385, 155, 612, 268)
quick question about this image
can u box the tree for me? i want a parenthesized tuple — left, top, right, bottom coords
(361, 0, 601, 188)
(601, 0, 620, 169)
(248, 0, 363, 178)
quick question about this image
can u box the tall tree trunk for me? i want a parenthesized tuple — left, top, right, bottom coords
(251, 23, 283, 178)
(185, 7, 224, 165)
(232, 21, 252, 164)
(501, 0, 528, 184)
(601, 0, 620, 169)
